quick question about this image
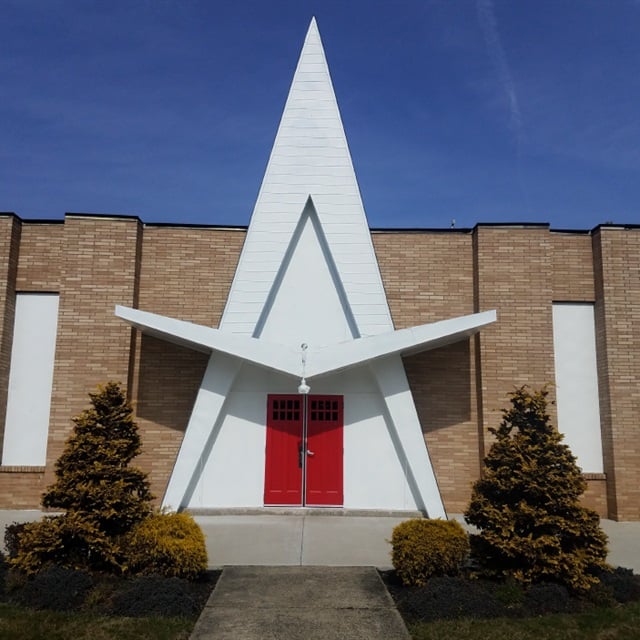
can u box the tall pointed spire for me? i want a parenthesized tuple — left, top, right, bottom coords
(220, 18, 393, 342)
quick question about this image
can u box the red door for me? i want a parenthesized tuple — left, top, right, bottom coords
(306, 396, 343, 506)
(264, 394, 343, 506)
(263, 396, 303, 505)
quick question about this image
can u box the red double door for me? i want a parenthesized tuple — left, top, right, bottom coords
(264, 394, 343, 507)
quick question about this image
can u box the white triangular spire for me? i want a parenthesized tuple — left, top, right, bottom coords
(220, 18, 393, 342)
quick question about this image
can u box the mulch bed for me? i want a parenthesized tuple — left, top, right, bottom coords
(379, 567, 640, 625)
(0, 561, 220, 618)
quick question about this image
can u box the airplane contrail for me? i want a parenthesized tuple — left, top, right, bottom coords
(476, 0, 523, 142)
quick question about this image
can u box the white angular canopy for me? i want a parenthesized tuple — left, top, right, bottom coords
(116, 304, 495, 380)
(117, 18, 496, 516)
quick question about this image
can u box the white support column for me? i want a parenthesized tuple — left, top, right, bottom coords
(370, 355, 446, 519)
(162, 352, 242, 510)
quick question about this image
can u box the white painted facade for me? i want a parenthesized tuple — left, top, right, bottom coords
(184, 364, 419, 511)
(117, 18, 496, 516)
(552, 303, 604, 473)
(2, 293, 59, 466)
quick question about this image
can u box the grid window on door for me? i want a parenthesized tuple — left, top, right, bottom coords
(271, 398, 301, 421)
(310, 399, 339, 422)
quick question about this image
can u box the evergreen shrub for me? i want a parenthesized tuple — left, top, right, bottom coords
(12, 513, 119, 575)
(41, 382, 153, 535)
(390, 518, 469, 586)
(124, 512, 208, 579)
(4, 522, 27, 559)
(465, 386, 609, 592)
(12, 383, 153, 575)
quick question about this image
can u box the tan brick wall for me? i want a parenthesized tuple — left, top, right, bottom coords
(404, 342, 479, 513)
(0, 468, 46, 508)
(132, 226, 245, 502)
(1, 218, 637, 520)
(551, 233, 595, 301)
(373, 231, 474, 326)
(0, 216, 21, 459)
(137, 226, 244, 324)
(375, 232, 479, 513)
(473, 226, 557, 455)
(582, 475, 608, 518)
(15, 223, 64, 292)
(593, 228, 640, 520)
(134, 336, 208, 502)
(45, 215, 142, 491)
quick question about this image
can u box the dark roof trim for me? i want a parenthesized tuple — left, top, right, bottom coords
(3, 211, 638, 233)
(474, 222, 550, 229)
(65, 212, 142, 222)
(371, 227, 472, 234)
(593, 223, 640, 231)
(0, 212, 64, 224)
(144, 222, 248, 231)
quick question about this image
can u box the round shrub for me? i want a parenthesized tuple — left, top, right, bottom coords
(125, 512, 207, 579)
(390, 518, 470, 586)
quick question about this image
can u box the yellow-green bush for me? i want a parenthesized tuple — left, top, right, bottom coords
(124, 512, 207, 579)
(390, 518, 469, 586)
(464, 386, 609, 592)
(11, 513, 120, 575)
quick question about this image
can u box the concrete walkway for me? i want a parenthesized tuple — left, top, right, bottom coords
(189, 566, 410, 640)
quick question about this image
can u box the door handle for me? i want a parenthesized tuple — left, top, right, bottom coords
(306, 450, 315, 457)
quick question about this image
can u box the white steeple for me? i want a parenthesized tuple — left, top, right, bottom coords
(116, 19, 496, 517)
(220, 18, 393, 341)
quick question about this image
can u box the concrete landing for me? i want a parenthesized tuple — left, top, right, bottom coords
(193, 513, 409, 568)
(189, 566, 410, 640)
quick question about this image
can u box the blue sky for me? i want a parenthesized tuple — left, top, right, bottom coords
(2, 1, 639, 229)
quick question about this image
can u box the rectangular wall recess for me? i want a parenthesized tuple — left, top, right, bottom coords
(2, 293, 59, 466)
(552, 303, 604, 473)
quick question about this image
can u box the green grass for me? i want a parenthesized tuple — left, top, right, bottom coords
(0, 603, 194, 640)
(409, 601, 640, 640)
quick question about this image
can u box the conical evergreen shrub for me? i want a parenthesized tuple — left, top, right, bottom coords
(465, 386, 608, 592)
(14, 382, 153, 573)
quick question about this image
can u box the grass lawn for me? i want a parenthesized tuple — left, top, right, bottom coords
(0, 603, 194, 640)
(409, 601, 640, 640)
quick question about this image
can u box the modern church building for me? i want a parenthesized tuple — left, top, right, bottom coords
(1, 20, 638, 520)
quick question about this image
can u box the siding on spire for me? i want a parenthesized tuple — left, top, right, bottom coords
(220, 18, 393, 340)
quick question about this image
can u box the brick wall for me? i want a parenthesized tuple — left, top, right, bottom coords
(593, 228, 640, 520)
(15, 223, 64, 292)
(45, 215, 142, 491)
(473, 226, 557, 455)
(374, 231, 479, 512)
(551, 232, 595, 301)
(133, 226, 244, 501)
(1, 217, 637, 519)
(0, 216, 21, 459)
